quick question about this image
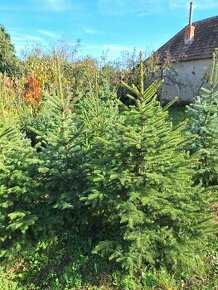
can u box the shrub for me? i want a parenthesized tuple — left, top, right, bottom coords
(0, 25, 20, 77)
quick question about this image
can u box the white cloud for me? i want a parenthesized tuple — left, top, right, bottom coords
(80, 43, 141, 60)
(36, 0, 81, 12)
(83, 27, 99, 35)
(98, 0, 218, 15)
(12, 33, 46, 43)
(98, 0, 166, 15)
(87, 44, 133, 52)
(0, 0, 79, 12)
(38, 29, 60, 38)
(44, 0, 65, 11)
(195, 0, 218, 9)
(10, 32, 49, 56)
(98, 0, 132, 15)
(168, 0, 218, 10)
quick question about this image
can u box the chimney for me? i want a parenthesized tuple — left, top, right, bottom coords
(184, 2, 195, 44)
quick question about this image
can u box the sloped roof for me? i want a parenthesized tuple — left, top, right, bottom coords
(156, 16, 218, 63)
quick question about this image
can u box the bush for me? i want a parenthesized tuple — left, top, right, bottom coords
(0, 25, 20, 77)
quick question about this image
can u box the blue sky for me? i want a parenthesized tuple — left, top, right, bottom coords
(1, 0, 217, 60)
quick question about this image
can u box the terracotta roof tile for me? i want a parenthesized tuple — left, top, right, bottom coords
(156, 16, 218, 62)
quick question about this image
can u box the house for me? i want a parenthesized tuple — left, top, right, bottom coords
(155, 3, 218, 103)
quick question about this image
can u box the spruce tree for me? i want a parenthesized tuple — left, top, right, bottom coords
(82, 53, 213, 276)
(0, 122, 40, 258)
(29, 58, 86, 238)
(186, 50, 218, 187)
(0, 58, 86, 259)
(78, 76, 120, 145)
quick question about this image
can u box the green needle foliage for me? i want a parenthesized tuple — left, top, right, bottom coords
(186, 50, 218, 187)
(82, 52, 214, 276)
(0, 48, 216, 289)
(78, 77, 121, 147)
(0, 58, 86, 262)
(0, 123, 40, 258)
(30, 58, 86, 237)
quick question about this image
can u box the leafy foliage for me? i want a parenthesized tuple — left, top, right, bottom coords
(0, 26, 19, 76)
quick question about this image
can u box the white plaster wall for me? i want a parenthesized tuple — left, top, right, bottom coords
(161, 58, 211, 103)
